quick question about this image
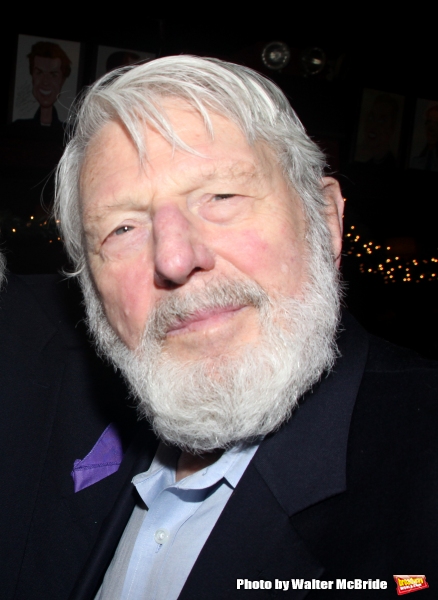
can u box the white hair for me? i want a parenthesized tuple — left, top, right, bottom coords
(54, 55, 329, 278)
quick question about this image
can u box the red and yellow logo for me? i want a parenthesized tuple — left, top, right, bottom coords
(393, 575, 429, 595)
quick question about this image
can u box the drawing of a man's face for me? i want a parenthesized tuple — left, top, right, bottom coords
(31, 56, 66, 109)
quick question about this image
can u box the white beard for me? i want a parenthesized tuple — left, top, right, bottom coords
(82, 242, 341, 453)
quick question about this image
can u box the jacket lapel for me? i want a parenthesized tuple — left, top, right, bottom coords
(253, 311, 369, 516)
(68, 424, 159, 600)
(181, 313, 369, 599)
(180, 461, 324, 599)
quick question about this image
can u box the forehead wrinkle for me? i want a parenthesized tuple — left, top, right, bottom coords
(176, 159, 272, 192)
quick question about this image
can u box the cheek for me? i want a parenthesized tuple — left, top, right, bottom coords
(94, 258, 154, 347)
(220, 225, 306, 295)
(233, 229, 272, 272)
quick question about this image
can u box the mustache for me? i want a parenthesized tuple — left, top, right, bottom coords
(144, 278, 270, 342)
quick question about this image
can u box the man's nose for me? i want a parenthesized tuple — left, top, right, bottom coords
(153, 205, 215, 287)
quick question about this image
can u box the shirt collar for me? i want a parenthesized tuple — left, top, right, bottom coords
(133, 439, 261, 506)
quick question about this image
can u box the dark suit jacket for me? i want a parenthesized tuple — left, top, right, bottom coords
(2, 275, 437, 598)
(0, 274, 157, 599)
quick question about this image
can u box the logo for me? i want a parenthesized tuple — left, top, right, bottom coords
(393, 575, 429, 595)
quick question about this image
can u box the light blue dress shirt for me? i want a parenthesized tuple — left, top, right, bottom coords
(96, 440, 260, 600)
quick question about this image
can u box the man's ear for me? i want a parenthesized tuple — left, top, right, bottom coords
(321, 177, 344, 268)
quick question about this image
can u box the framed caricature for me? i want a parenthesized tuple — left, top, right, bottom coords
(11, 34, 81, 128)
(409, 99, 438, 172)
(95, 45, 155, 81)
(353, 88, 404, 168)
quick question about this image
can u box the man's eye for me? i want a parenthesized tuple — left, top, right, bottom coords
(114, 225, 133, 236)
(212, 194, 235, 201)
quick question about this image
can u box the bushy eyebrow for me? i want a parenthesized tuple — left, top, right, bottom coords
(179, 160, 271, 193)
(83, 199, 147, 229)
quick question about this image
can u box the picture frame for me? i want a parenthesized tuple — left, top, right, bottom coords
(11, 34, 81, 126)
(408, 98, 438, 172)
(352, 88, 404, 168)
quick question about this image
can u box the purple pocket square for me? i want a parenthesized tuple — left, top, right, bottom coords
(71, 423, 124, 493)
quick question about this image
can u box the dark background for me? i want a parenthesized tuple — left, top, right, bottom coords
(1, 18, 437, 357)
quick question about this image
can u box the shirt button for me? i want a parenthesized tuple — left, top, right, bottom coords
(154, 528, 169, 544)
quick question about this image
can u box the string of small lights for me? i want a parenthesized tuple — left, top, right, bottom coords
(344, 223, 438, 284)
(0, 213, 62, 245)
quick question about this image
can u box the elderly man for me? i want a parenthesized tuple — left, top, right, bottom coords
(8, 57, 436, 598)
